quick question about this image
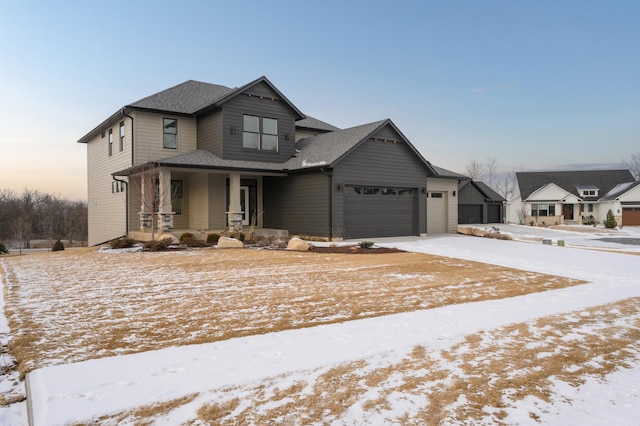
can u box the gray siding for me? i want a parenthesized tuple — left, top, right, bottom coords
(221, 81, 297, 163)
(459, 182, 486, 204)
(263, 172, 330, 236)
(332, 126, 428, 234)
(197, 110, 223, 156)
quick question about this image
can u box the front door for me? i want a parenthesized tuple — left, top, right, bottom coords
(563, 204, 573, 220)
(240, 186, 250, 225)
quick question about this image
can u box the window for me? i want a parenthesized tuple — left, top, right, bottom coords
(163, 118, 177, 149)
(242, 115, 259, 149)
(119, 121, 125, 152)
(242, 115, 278, 151)
(587, 204, 593, 212)
(108, 129, 113, 156)
(171, 180, 183, 215)
(532, 203, 556, 216)
(430, 192, 443, 198)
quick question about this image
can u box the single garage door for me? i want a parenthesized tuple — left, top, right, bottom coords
(344, 186, 415, 238)
(622, 207, 640, 226)
(487, 204, 502, 223)
(459, 204, 483, 224)
(427, 191, 447, 233)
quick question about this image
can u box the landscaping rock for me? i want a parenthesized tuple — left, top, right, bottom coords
(288, 237, 311, 251)
(159, 233, 178, 244)
(217, 236, 244, 249)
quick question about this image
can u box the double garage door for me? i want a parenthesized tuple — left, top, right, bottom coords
(622, 207, 640, 226)
(344, 186, 416, 238)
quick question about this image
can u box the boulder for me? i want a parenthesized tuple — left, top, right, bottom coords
(159, 233, 178, 244)
(217, 236, 244, 249)
(287, 237, 311, 251)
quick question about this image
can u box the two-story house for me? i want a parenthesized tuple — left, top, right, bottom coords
(79, 76, 459, 246)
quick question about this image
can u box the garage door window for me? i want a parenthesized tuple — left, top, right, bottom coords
(345, 186, 413, 196)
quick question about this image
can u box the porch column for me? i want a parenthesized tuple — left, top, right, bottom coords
(157, 168, 175, 232)
(227, 172, 243, 231)
(139, 173, 152, 232)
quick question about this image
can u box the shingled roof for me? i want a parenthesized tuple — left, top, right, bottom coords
(128, 80, 237, 114)
(516, 170, 635, 200)
(295, 116, 341, 132)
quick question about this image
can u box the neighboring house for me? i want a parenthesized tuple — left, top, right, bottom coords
(79, 76, 458, 246)
(458, 179, 505, 224)
(506, 170, 640, 226)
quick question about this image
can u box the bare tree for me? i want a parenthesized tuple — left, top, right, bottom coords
(485, 157, 498, 187)
(494, 172, 515, 201)
(626, 152, 640, 181)
(128, 163, 175, 240)
(465, 160, 486, 181)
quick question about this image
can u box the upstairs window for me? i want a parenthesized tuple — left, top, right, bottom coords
(119, 121, 125, 152)
(242, 115, 278, 151)
(163, 118, 177, 149)
(108, 129, 113, 156)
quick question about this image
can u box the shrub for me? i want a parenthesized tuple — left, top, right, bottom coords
(51, 240, 65, 251)
(603, 209, 617, 229)
(0, 242, 8, 254)
(111, 238, 136, 249)
(179, 232, 195, 244)
(206, 233, 221, 244)
(358, 241, 375, 249)
(143, 238, 174, 252)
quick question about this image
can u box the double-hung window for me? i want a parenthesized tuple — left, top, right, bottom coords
(531, 203, 555, 216)
(108, 129, 113, 156)
(119, 121, 125, 152)
(163, 118, 177, 149)
(243, 115, 278, 151)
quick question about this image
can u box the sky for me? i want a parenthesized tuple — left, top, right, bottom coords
(1, 0, 639, 201)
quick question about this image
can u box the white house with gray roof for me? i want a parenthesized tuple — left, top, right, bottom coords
(79, 76, 459, 245)
(506, 170, 640, 226)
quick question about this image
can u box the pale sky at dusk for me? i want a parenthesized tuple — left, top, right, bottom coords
(1, 0, 638, 200)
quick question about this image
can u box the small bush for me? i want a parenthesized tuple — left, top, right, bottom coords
(144, 238, 174, 252)
(0, 242, 8, 254)
(358, 241, 375, 249)
(51, 240, 65, 252)
(206, 233, 221, 244)
(603, 209, 617, 229)
(179, 232, 195, 244)
(111, 238, 136, 249)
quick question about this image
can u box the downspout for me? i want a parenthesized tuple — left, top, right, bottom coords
(112, 176, 129, 237)
(120, 108, 134, 237)
(319, 168, 333, 240)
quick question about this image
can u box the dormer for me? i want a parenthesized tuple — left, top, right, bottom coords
(576, 185, 599, 198)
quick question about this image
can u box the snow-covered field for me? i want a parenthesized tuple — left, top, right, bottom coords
(1, 225, 639, 425)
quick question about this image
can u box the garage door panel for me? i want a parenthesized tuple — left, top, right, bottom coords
(345, 187, 415, 238)
(459, 205, 483, 224)
(622, 207, 640, 226)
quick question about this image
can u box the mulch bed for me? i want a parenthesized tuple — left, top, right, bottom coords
(309, 246, 405, 254)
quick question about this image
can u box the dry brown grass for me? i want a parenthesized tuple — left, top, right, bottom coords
(183, 297, 640, 425)
(1, 247, 583, 378)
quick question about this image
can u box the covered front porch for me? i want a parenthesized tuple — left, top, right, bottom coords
(123, 164, 289, 242)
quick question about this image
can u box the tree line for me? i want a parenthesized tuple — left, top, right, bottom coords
(0, 188, 87, 249)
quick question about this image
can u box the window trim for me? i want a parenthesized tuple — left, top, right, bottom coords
(531, 203, 556, 217)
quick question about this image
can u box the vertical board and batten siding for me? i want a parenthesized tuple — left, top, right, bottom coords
(221, 82, 297, 163)
(457, 181, 486, 224)
(196, 110, 223, 157)
(132, 111, 197, 165)
(332, 126, 428, 235)
(86, 121, 131, 245)
(263, 172, 330, 236)
(426, 178, 458, 232)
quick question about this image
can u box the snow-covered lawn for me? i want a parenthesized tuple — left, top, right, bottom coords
(1, 227, 639, 424)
